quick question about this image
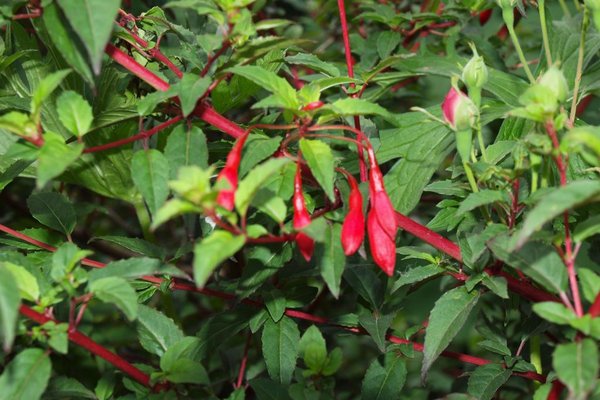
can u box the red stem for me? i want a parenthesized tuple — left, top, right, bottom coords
(336, 0, 367, 182)
(83, 116, 183, 153)
(544, 120, 584, 317)
(105, 44, 246, 139)
(235, 333, 252, 389)
(19, 305, 158, 390)
(200, 40, 230, 77)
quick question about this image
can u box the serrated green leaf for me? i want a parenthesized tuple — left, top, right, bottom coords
(227, 65, 299, 109)
(456, 190, 509, 216)
(51, 242, 92, 281)
(2, 262, 39, 301)
(265, 288, 286, 323)
(175, 74, 211, 117)
(56, 91, 93, 137)
(579, 268, 600, 304)
(392, 264, 443, 292)
(285, 53, 340, 77)
(359, 312, 394, 353)
(88, 257, 162, 282)
(37, 131, 83, 187)
(27, 191, 76, 236)
(31, 70, 71, 122)
(193, 230, 245, 287)
(131, 149, 170, 218)
(164, 125, 208, 179)
(44, 376, 96, 399)
(323, 98, 397, 125)
(422, 286, 480, 381)
(361, 356, 407, 400)
(56, 0, 121, 74)
(261, 316, 300, 384)
(552, 339, 598, 399)
(467, 363, 512, 400)
(136, 304, 184, 357)
(299, 138, 336, 201)
(235, 157, 290, 216)
(0, 348, 51, 400)
(515, 181, 600, 248)
(299, 325, 327, 373)
(0, 266, 19, 352)
(532, 302, 576, 325)
(317, 224, 346, 298)
(89, 277, 138, 320)
(239, 134, 282, 176)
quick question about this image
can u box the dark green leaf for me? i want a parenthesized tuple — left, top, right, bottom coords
(265, 288, 286, 323)
(285, 53, 340, 77)
(45, 376, 96, 399)
(0, 266, 19, 352)
(164, 125, 208, 179)
(131, 149, 170, 218)
(88, 257, 162, 282)
(467, 364, 512, 400)
(89, 277, 138, 320)
(0, 348, 52, 400)
(175, 74, 211, 117)
(239, 134, 282, 176)
(456, 190, 510, 216)
(235, 158, 290, 216)
(91, 236, 166, 259)
(37, 131, 83, 187)
(317, 223, 346, 298)
(359, 312, 394, 353)
(193, 230, 245, 287)
(552, 339, 598, 398)
(361, 356, 407, 400)
(27, 191, 76, 236)
(136, 304, 184, 357)
(299, 138, 336, 202)
(261, 316, 300, 384)
(227, 65, 298, 109)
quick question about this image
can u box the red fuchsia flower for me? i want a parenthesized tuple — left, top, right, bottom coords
(366, 147, 397, 276)
(216, 133, 249, 210)
(479, 9, 492, 25)
(341, 172, 364, 256)
(293, 164, 314, 261)
(302, 101, 325, 111)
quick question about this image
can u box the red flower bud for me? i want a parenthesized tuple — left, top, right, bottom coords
(479, 9, 492, 25)
(341, 173, 364, 256)
(293, 164, 314, 261)
(441, 87, 476, 131)
(365, 147, 398, 275)
(302, 101, 325, 111)
(216, 133, 249, 210)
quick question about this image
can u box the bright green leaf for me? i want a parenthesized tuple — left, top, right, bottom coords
(261, 316, 300, 384)
(56, 91, 93, 137)
(193, 230, 245, 287)
(89, 277, 138, 320)
(299, 138, 336, 202)
(131, 149, 170, 218)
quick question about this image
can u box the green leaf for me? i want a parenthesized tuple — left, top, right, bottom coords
(37, 131, 83, 187)
(56, 0, 121, 74)
(322, 347, 343, 376)
(0, 159, 33, 192)
(194, 230, 245, 287)
(175, 74, 211, 117)
(27, 191, 76, 236)
(344, 266, 384, 309)
(489, 236, 568, 294)
(361, 356, 407, 400)
(161, 359, 209, 384)
(136, 88, 176, 116)
(299, 138, 336, 202)
(261, 316, 300, 384)
(532, 302, 576, 325)
(250, 378, 292, 400)
(552, 339, 598, 399)
(392, 264, 443, 292)
(164, 125, 208, 179)
(422, 286, 480, 381)
(482, 275, 509, 299)
(31, 70, 71, 122)
(579, 269, 600, 303)
(478, 339, 511, 357)
(323, 98, 397, 125)
(239, 134, 282, 176)
(42, 3, 94, 86)
(89, 277, 138, 320)
(284, 53, 340, 77)
(456, 190, 510, 216)
(2, 262, 39, 301)
(0, 348, 51, 400)
(235, 158, 291, 216)
(88, 257, 163, 282)
(159, 337, 209, 384)
(136, 304, 184, 357)
(515, 181, 600, 248)
(131, 149, 170, 218)
(51, 242, 92, 281)
(227, 65, 299, 109)
(0, 266, 19, 352)
(359, 312, 394, 353)
(376, 31, 401, 59)
(317, 223, 346, 298)
(299, 326, 327, 373)
(265, 288, 286, 323)
(574, 215, 600, 242)
(56, 91, 93, 137)
(91, 236, 166, 259)
(44, 377, 96, 399)
(467, 364, 512, 400)
(0, 111, 36, 137)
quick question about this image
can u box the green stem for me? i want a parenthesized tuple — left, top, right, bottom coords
(569, 6, 589, 125)
(134, 201, 155, 242)
(538, 0, 553, 67)
(530, 335, 542, 374)
(463, 162, 479, 193)
(503, 8, 535, 83)
(558, 0, 571, 17)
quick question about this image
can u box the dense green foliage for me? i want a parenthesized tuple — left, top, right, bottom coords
(1, 0, 600, 399)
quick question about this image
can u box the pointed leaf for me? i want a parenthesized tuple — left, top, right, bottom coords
(89, 277, 138, 320)
(361, 356, 407, 400)
(193, 230, 245, 287)
(131, 149, 170, 217)
(0, 266, 19, 352)
(467, 364, 512, 400)
(56, 91, 93, 137)
(552, 339, 598, 399)
(299, 138, 336, 202)
(27, 191, 76, 236)
(261, 316, 300, 384)
(0, 348, 51, 400)
(136, 304, 184, 357)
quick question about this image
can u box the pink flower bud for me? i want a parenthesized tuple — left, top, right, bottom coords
(441, 87, 476, 131)
(302, 101, 325, 111)
(216, 133, 249, 210)
(293, 164, 314, 261)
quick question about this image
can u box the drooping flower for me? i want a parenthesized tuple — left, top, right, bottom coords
(215, 133, 249, 211)
(341, 172, 364, 256)
(293, 164, 314, 261)
(479, 9, 492, 25)
(366, 147, 398, 276)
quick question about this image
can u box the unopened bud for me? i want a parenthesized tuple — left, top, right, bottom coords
(496, 0, 517, 9)
(442, 88, 477, 131)
(538, 66, 568, 103)
(462, 46, 488, 91)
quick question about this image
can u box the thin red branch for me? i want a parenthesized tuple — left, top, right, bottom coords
(336, 0, 367, 182)
(200, 40, 231, 77)
(105, 44, 246, 139)
(83, 116, 183, 153)
(19, 305, 159, 390)
(235, 333, 252, 389)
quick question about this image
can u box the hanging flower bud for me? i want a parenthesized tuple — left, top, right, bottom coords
(366, 147, 397, 276)
(479, 9, 492, 25)
(442, 87, 477, 132)
(302, 101, 325, 111)
(216, 133, 249, 211)
(293, 164, 314, 261)
(462, 45, 488, 92)
(496, 0, 517, 9)
(538, 66, 569, 103)
(341, 172, 364, 256)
